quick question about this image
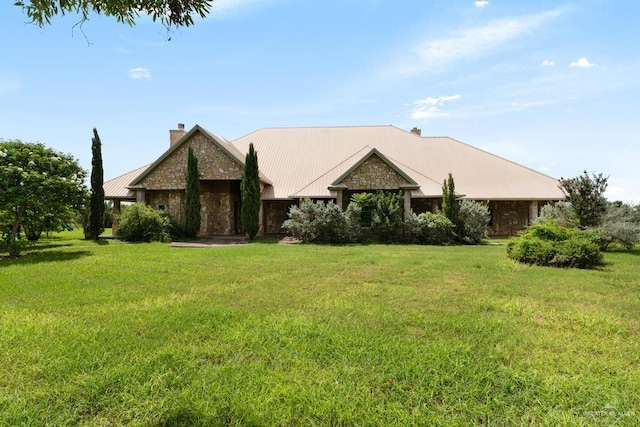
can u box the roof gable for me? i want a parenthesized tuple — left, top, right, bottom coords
(332, 148, 418, 189)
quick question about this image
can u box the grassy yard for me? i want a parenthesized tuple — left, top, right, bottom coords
(1, 233, 638, 426)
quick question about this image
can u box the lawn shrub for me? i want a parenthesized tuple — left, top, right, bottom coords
(506, 220, 603, 268)
(405, 211, 454, 245)
(536, 201, 578, 227)
(370, 191, 404, 243)
(593, 203, 640, 250)
(115, 203, 170, 242)
(458, 199, 490, 244)
(283, 199, 361, 243)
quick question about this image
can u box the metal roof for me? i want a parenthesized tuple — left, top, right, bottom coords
(103, 164, 150, 200)
(231, 125, 565, 200)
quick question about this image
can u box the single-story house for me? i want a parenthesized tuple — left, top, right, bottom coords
(104, 123, 565, 236)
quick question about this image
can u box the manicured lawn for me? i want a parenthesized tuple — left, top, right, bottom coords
(1, 233, 638, 426)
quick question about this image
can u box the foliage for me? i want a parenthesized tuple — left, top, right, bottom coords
(241, 143, 261, 240)
(0, 140, 86, 257)
(458, 199, 490, 244)
(536, 201, 578, 227)
(370, 191, 404, 243)
(593, 202, 640, 250)
(15, 0, 212, 30)
(86, 128, 105, 240)
(506, 221, 603, 269)
(441, 173, 460, 231)
(183, 146, 201, 238)
(350, 192, 374, 226)
(405, 211, 454, 245)
(559, 171, 608, 228)
(115, 203, 170, 242)
(283, 199, 361, 243)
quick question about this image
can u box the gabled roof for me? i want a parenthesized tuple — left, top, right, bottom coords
(230, 125, 564, 200)
(103, 164, 150, 200)
(331, 148, 418, 187)
(130, 125, 272, 187)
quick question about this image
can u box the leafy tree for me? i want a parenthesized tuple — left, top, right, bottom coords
(0, 140, 86, 257)
(183, 146, 201, 238)
(86, 128, 105, 240)
(559, 171, 608, 228)
(241, 143, 261, 240)
(15, 0, 212, 30)
(441, 173, 461, 232)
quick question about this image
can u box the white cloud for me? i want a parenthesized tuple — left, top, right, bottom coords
(129, 68, 152, 80)
(541, 60, 555, 66)
(570, 57, 594, 68)
(411, 94, 462, 119)
(388, 8, 565, 77)
(474, 1, 489, 8)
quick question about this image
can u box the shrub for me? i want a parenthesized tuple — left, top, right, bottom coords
(282, 199, 361, 243)
(593, 203, 640, 250)
(405, 211, 454, 245)
(458, 200, 490, 244)
(536, 201, 578, 228)
(115, 203, 170, 242)
(506, 221, 603, 269)
(370, 191, 404, 243)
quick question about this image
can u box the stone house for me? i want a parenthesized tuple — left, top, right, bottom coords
(104, 123, 565, 236)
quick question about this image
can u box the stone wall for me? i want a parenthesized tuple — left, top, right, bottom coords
(489, 200, 530, 236)
(340, 155, 409, 190)
(140, 132, 243, 190)
(265, 200, 296, 234)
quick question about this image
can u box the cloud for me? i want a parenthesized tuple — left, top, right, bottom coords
(474, 1, 489, 8)
(541, 60, 555, 66)
(570, 57, 594, 68)
(388, 8, 565, 77)
(411, 94, 462, 119)
(211, 0, 278, 16)
(129, 68, 152, 79)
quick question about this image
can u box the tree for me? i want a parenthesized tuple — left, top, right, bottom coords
(559, 171, 608, 228)
(0, 140, 86, 257)
(86, 128, 105, 240)
(15, 0, 212, 31)
(241, 143, 261, 240)
(183, 146, 201, 238)
(441, 173, 460, 232)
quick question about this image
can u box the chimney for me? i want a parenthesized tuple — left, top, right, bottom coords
(169, 123, 186, 147)
(410, 127, 422, 136)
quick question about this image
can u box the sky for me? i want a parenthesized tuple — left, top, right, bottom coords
(1, 0, 639, 203)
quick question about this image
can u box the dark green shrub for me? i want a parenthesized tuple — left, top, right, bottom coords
(405, 211, 454, 245)
(506, 221, 603, 269)
(115, 203, 170, 242)
(370, 191, 404, 243)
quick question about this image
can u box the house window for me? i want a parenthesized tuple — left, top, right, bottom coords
(158, 204, 166, 211)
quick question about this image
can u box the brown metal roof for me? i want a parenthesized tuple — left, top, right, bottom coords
(231, 125, 564, 200)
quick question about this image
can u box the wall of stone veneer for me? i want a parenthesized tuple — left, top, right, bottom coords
(488, 200, 531, 236)
(264, 200, 296, 234)
(139, 132, 243, 190)
(339, 155, 410, 190)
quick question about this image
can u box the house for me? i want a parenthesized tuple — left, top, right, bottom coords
(104, 123, 565, 236)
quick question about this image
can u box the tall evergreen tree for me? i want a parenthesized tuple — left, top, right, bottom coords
(184, 146, 201, 238)
(442, 173, 460, 231)
(87, 128, 105, 239)
(241, 143, 261, 240)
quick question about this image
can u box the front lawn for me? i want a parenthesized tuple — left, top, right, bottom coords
(1, 235, 638, 425)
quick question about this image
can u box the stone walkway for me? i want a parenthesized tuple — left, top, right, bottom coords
(169, 236, 248, 248)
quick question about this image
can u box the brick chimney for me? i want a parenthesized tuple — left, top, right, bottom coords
(169, 123, 186, 147)
(410, 127, 422, 136)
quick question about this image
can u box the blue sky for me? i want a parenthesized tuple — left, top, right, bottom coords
(1, 0, 639, 202)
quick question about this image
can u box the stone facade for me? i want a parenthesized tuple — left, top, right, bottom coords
(488, 200, 531, 236)
(339, 155, 410, 190)
(264, 200, 296, 234)
(139, 133, 243, 190)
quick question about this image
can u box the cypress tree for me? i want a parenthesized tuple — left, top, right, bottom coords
(184, 146, 201, 238)
(442, 173, 460, 231)
(87, 128, 105, 239)
(241, 143, 261, 239)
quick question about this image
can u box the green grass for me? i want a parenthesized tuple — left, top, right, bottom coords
(1, 233, 639, 426)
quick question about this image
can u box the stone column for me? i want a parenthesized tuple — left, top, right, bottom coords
(403, 190, 412, 220)
(529, 200, 539, 224)
(335, 189, 343, 209)
(112, 199, 121, 235)
(136, 189, 146, 203)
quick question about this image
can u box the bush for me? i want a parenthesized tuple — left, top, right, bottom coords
(405, 211, 454, 245)
(115, 204, 170, 242)
(536, 201, 578, 228)
(458, 200, 490, 244)
(506, 221, 603, 269)
(282, 199, 361, 243)
(593, 203, 640, 251)
(370, 191, 404, 243)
